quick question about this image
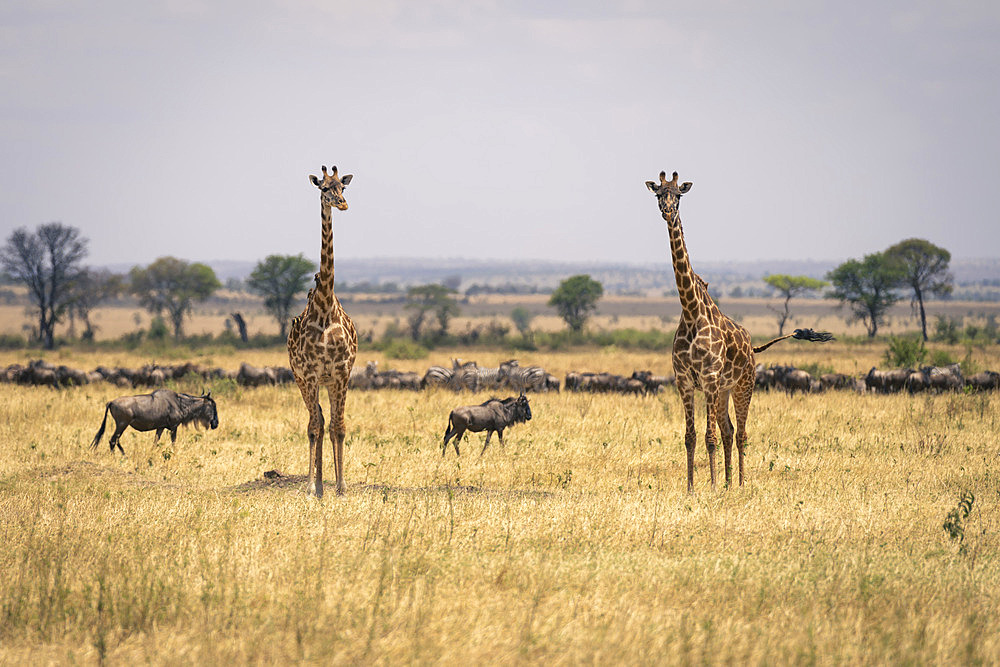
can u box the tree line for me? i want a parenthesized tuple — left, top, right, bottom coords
(1, 222, 955, 349)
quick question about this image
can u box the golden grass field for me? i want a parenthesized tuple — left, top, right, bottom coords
(1, 343, 999, 663)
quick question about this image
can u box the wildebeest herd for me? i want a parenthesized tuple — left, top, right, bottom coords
(5, 356, 996, 458)
(5, 358, 998, 396)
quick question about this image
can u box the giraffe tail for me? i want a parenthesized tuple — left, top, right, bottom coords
(753, 328, 834, 354)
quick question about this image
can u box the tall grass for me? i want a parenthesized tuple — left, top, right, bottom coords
(1, 347, 999, 662)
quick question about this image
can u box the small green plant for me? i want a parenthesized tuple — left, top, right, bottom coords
(932, 315, 961, 344)
(883, 334, 926, 368)
(959, 347, 981, 377)
(942, 491, 975, 553)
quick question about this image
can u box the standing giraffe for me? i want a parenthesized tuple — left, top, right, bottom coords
(287, 165, 358, 497)
(646, 171, 831, 493)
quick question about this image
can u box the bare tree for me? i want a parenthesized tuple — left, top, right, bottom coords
(66, 269, 125, 340)
(0, 222, 88, 349)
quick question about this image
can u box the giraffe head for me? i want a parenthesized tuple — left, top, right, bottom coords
(309, 165, 353, 211)
(645, 171, 692, 222)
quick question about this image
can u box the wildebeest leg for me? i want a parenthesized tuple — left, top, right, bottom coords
(480, 429, 501, 456)
(170, 428, 178, 444)
(452, 428, 463, 456)
(154, 427, 164, 443)
(109, 420, 128, 455)
(715, 391, 734, 488)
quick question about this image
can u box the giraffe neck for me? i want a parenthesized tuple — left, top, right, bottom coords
(665, 212, 705, 321)
(315, 203, 337, 309)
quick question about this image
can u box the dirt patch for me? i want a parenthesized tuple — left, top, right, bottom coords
(231, 470, 554, 499)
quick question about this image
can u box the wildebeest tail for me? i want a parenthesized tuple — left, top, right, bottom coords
(753, 328, 835, 354)
(90, 403, 111, 449)
(444, 414, 455, 441)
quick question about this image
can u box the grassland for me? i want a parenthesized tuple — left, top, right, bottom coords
(1, 344, 999, 663)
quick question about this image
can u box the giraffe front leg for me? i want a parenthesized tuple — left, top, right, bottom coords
(678, 382, 698, 494)
(297, 380, 324, 497)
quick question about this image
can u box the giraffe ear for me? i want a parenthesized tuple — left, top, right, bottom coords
(679, 182, 693, 194)
(310, 175, 321, 187)
(645, 181, 659, 193)
(340, 174, 353, 187)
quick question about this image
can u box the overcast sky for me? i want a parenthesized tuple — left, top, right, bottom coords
(2, 1, 998, 269)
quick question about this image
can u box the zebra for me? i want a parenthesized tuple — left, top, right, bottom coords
(475, 364, 508, 391)
(450, 359, 480, 392)
(422, 365, 453, 390)
(502, 360, 548, 393)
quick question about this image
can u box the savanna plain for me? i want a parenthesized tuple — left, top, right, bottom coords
(1, 342, 999, 664)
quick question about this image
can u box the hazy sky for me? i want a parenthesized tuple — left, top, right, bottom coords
(2, 1, 998, 269)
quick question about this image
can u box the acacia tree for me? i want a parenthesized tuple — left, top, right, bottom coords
(130, 257, 221, 339)
(247, 254, 317, 338)
(763, 274, 829, 336)
(549, 274, 603, 332)
(0, 222, 88, 349)
(405, 284, 460, 340)
(826, 253, 903, 338)
(884, 238, 953, 341)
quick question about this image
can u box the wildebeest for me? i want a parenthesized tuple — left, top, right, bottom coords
(866, 367, 912, 394)
(442, 395, 532, 456)
(967, 370, 1000, 391)
(90, 389, 219, 454)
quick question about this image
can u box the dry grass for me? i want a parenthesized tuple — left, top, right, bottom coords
(1, 346, 999, 663)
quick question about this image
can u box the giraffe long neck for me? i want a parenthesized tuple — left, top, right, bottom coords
(666, 213, 705, 321)
(316, 203, 336, 307)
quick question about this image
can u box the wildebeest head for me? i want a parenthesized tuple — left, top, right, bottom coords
(645, 171, 693, 223)
(309, 165, 353, 211)
(192, 391, 219, 430)
(512, 394, 532, 423)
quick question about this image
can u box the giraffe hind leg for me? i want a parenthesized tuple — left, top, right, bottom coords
(733, 380, 753, 487)
(328, 383, 348, 496)
(716, 390, 735, 488)
(704, 392, 720, 490)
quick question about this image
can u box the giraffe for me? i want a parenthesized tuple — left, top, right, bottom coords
(646, 171, 831, 493)
(287, 165, 358, 497)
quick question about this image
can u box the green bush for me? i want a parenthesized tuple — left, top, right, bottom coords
(883, 334, 926, 368)
(932, 315, 961, 344)
(378, 339, 429, 360)
(0, 333, 28, 350)
(148, 317, 170, 341)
